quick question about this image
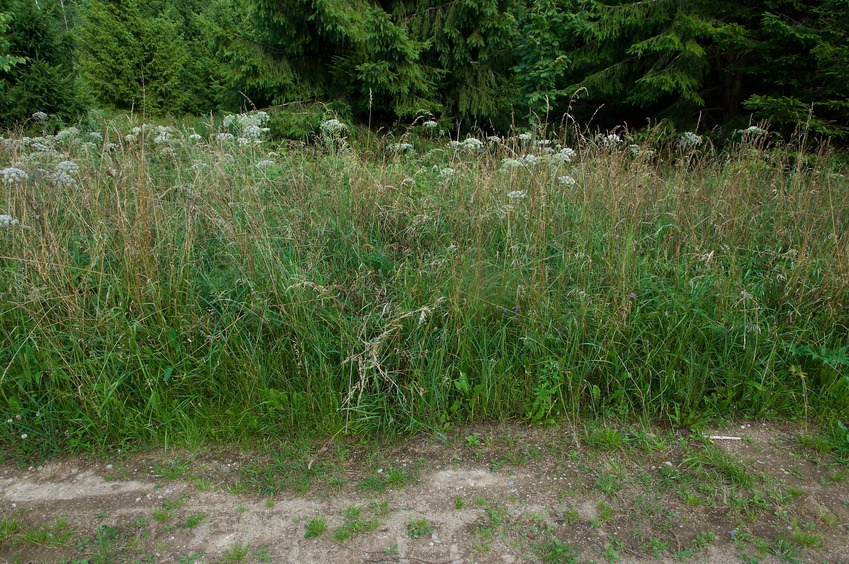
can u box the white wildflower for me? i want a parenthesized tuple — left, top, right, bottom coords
(320, 119, 348, 137)
(154, 127, 172, 144)
(243, 124, 262, 139)
(603, 133, 621, 146)
(20, 434, 27, 439)
(187, 133, 203, 142)
(216, 133, 234, 142)
(54, 172, 76, 187)
(558, 175, 577, 186)
(559, 147, 576, 161)
(89, 132, 103, 142)
(389, 142, 414, 153)
(535, 139, 551, 146)
(521, 154, 538, 165)
(54, 127, 79, 142)
(256, 160, 275, 169)
(487, 135, 502, 145)
(1, 167, 28, 184)
(629, 144, 656, 157)
(32, 111, 48, 123)
(677, 131, 703, 149)
(31, 142, 51, 152)
(501, 158, 524, 169)
(507, 190, 527, 200)
(744, 126, 767, 136)
(423, 120, 438, 129)
(448, 140, 462, 149)
(439, 167, 456, 179)
(0, 214, 20, 228)
(56, 161, 80, 175)
(237, 137, 251, 146)
(223, 115, 235, 128)
(518, 132, 532, 142)
(266, 151, 278, 158)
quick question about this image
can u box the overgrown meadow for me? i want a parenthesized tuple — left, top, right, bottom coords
(1, 115, 848, 458)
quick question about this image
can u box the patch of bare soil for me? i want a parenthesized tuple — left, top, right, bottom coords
(1, 421, 848, 563)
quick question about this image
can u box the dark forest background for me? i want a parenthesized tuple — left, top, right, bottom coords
(1, 0, 847, 137)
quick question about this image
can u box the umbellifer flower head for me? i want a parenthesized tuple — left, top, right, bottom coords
(0, 214, 20, 228)
(1, 167, 28, 184)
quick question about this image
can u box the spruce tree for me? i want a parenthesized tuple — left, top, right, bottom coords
(0, 0, 82, 125)
(78, 0, 196, 115)
(205, 0, 520, 124)
(562, 0, 848, 135)
(0, 11, 26, 72)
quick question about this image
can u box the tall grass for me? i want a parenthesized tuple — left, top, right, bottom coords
(1, 118, 847, 457)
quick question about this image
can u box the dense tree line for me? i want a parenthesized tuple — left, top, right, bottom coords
(0, 0, 846, 136)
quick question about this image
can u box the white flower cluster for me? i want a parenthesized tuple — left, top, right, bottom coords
(124, 126, 143, 143)
(216, 133, 235, 143)
(507, 190, 527, 200)
(1, 167, 28, 184)
(320, 119, 348, 138)
(54, 127, 79, 142)
(89, 132, 103, 142)
(423, 120, 438, 129)
(32, 111, 48, 123)
(603, 133, 621, 146)
(453, 137, 483, 151)
(741, 125, 767, 136)
(0, 214, 20, 228)
(389, 142, 414, 153)
(154, 126, 175, 145)
(54, 173, 75, 187)
(677, 131, 703, 149)
(438, 167, 455, 179)
(223, 112, 271, 144)
(518, 132, 533, 142)
(57, 160, 80, 175)
(551, 147, 576, 163)
(243, 125, 263, 139)
(224, 111, 270, 129)
(501, 158, 523, 169)
(187, 133, 203, 142)
(256, 160, 275, 169)
(558, 175, 577, 186)
(54, 160, 80, 187)
(487, 136, 502, 145)
(629, 144, 656, 158)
